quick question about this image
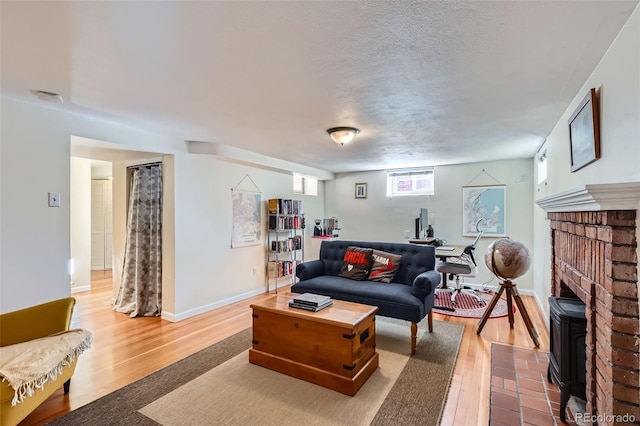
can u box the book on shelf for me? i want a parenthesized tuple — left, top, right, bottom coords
(267, 260, 296, 278)
(289, 300, 333, 312)
(267, 198, 304, 216)
(292, 293, 331, 307)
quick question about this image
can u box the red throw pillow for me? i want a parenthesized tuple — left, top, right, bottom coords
(368, 249, 402, 283)
(339, 246, 374, 281)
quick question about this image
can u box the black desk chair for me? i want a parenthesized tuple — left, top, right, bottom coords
(435, 224, 484, 307)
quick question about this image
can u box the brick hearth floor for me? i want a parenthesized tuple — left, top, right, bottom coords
(490, 343, 578, 426)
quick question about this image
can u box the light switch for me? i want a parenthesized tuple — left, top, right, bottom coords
(48, 192, 61, 207)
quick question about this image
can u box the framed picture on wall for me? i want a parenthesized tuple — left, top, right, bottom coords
(354, 182, 367, 199)
(231, 189, 262, 248)
(462, 185, 506, 237)
(569, 88, 600, 172)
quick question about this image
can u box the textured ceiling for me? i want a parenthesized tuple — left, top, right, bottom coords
(2, 1, 638, 173)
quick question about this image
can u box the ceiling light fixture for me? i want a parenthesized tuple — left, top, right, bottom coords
(327, 127, 360, 146)
(30, 89, 64, 103)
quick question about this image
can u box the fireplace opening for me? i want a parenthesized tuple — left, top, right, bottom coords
(548, 296, 587, 423)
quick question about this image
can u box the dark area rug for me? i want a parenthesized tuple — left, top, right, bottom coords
(48, 320, 464, 426)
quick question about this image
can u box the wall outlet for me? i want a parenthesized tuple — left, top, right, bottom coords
(48, 192, 61, 207)
(253, 268, 257, 276)
(404, 230, 411, 239)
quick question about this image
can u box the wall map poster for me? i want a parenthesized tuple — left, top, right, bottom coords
(462, 185, 506, 237)
(231, 190, 262, 248)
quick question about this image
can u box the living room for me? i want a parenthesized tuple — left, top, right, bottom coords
(1, 1, 639, 425)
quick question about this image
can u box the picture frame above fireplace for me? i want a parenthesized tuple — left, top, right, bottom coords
(568, 88, 600, 173)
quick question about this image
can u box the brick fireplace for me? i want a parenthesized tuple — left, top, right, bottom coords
(537, 184, 640, 424)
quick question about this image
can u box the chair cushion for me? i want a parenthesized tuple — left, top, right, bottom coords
(436, 261, 472, 275)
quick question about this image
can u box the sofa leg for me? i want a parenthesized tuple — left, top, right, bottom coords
(63, 379, 71, 394)
(428, 311, 433, 332)
(411, 322, 417, 355)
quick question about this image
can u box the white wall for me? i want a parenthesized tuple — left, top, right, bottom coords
(538, 7, 640, 199)
(1, 96, 328, 318)
(170, 153, 324, 318)
(325, 159, 535, 290)
(533, 4, 640, 317)
(91, 161, 112, 180)
(70, 157, 92, 289)
(1, 100, 71, 312)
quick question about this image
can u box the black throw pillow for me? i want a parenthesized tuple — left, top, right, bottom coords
(338, 246, 374, 281)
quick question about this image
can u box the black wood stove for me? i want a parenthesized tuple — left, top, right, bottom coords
(547, 296, 587, 422)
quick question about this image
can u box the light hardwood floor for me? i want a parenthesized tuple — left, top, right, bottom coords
(21, 270, 550, 425)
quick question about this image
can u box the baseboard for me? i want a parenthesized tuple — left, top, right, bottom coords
(532, 291, 550, 333)
(71, 285, 91, 293)
(161, 287, 266, 322)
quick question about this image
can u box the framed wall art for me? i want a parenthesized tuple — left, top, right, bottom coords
(569, 88, 600, 172)
(231, 188, 262, 248)
(462, 185, 506, 237)
(354, 182, 367, 199)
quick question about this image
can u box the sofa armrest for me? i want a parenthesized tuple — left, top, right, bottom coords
(296, 260, 325, 281)
(0, 297, 75, 347)
(411, 270, 441, 299)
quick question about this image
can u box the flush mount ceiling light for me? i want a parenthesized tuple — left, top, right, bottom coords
(30, 89, 64, 103)
(327, 127, 360, 146)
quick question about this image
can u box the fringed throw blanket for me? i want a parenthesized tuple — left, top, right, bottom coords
(0, 329, 92, 406)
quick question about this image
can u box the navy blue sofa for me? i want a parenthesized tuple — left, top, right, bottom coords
(292, 240, 441, 355)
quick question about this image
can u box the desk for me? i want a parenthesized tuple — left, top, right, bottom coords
(409, 238, 436, 245)
(435, 245, 465, 259)
(408, 241, 466, 286)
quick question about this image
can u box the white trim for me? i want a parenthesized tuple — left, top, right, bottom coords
(536, 183, 640, 212)
(71, 285, 91, 293)
(533, 290, 550, 333)
(160, 288, 266, 322)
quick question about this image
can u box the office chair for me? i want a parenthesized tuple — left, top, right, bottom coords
(435, 222, 485, 307)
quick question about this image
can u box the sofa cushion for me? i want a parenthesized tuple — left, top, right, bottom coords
(368, 249, 402, 283)
(318, 240, 436, 285)
(338, 246, 373, 281)
(291, 276, 426, 323)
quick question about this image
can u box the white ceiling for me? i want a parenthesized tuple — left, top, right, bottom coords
(2, 1, 638, 173)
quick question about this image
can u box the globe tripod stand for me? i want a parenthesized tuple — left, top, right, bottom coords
(476, 280, 540, 347)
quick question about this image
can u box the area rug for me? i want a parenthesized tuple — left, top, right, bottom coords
(433, 289, 509, 318)
(48, 318, 463, 426)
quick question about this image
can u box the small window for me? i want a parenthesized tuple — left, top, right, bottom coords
(293, 175, 304, 194)
(386, 167, 435, 196)
(293, 174, 318, 196)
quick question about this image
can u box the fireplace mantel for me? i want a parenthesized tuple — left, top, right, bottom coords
(536, 182, 640, 212)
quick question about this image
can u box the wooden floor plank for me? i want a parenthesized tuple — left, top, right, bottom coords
(19, 275, 549, 425)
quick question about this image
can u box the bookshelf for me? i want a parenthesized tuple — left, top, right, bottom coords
(266, 199, 304, 293)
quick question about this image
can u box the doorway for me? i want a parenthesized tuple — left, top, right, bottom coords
(91, 178, 113, 271)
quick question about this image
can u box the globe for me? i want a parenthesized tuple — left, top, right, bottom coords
(485, 238, 531, 281)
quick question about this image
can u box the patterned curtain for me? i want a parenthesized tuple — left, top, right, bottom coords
(113, 163, 162, 317)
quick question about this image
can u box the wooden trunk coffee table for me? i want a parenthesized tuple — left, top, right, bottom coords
(249, 292, 379, 396)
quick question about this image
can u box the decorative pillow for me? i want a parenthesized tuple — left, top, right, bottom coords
(339, 246, 374, 281)
(368, 249, 402, 283)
